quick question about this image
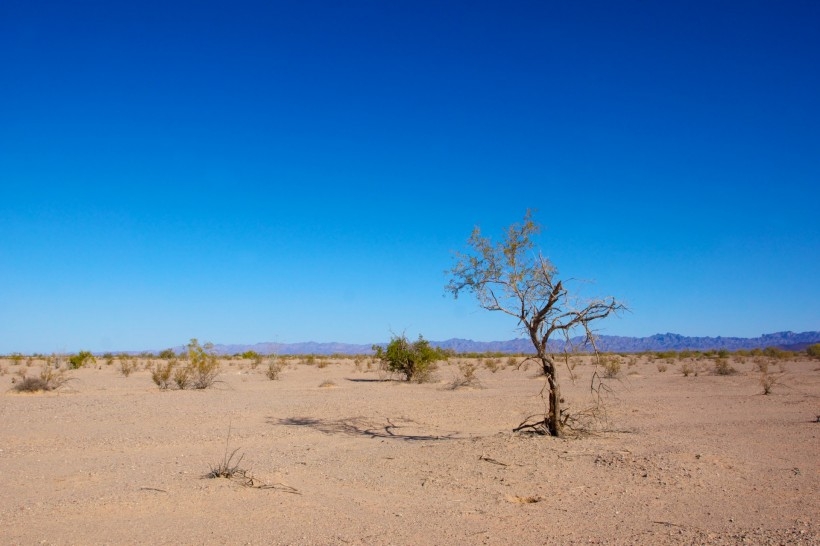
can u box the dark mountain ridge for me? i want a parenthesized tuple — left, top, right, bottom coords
(155, 331, 820, 356)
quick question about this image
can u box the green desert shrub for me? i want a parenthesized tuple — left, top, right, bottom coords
(372, 334, 447, 382)
(240, 350, 263, 369)
(805, 344, 820, 359)
(159, 348, 177, 360)
(68, 350, 95, 369)
(187, 339, 220, 389)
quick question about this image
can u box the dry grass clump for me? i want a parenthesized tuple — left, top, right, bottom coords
(147, 340, 220, 390)
(151, 360, 176, 389)
(204, 426, 299, 493)
(119, 355, 138, 377)
(301, 355, 317, 366)
(656, 362, 668, 373)
(713, 358, 737, 376)
(448, 360, 482, 390)
(759, 372, 783, 395)
(600, 355, 621, 378)
(12, 364, 70, 393)
(265, 359, 284, 380)
(483, 357, 501, 373)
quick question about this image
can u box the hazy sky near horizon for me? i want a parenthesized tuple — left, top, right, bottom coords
(1, 1, 818, 353)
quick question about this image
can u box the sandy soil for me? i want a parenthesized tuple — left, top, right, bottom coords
(1, 354, 818, 545)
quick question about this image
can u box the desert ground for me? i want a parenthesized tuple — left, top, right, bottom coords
(1, 352, 818, 545)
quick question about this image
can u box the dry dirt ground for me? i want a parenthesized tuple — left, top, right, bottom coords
(1, 354, 818, 545)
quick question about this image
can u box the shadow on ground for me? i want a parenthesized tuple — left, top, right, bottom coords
(269, 416, 464, 441)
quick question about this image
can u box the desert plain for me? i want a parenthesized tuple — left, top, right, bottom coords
(1, 353, 818, 545)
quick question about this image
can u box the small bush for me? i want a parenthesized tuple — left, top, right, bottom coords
(760, 372, 780, 395)
(119, 356, 138, 377)
(301, 355, 316, 366)
(265, 359, 283, 380)
(372, 334, 446, 382)
(600, 356, 621, 378)
(240, 350, 263, 369)
(449, 360, 482, 389)
(151, 360, 176, 389)
(681, 362, 694, 377)
(173, 365, 191, 389)
(483, 357, 500, 373)
(656, 362, 668, 373)
(69, 350, 95, 369)
(12, 364, 70, 392)
(159, 348, 177, 360)
(807, 344, 820, 359)
(714, 358, 736, 376)
(187, 339, 220, 389)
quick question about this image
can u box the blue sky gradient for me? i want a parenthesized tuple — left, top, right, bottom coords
(2, 1, 818, 353)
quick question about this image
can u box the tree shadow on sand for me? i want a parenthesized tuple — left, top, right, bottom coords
(270, 416, 464, 441)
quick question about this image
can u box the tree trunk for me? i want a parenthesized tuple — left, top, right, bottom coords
(538, 352, 562, 437)
(547, 372, 562, 437)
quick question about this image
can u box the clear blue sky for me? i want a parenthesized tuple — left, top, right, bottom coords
(1, 1, 818, 353)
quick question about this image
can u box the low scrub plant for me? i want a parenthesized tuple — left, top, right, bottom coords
(372, 334, 447, 383)
(301, 355, 316, 366)
(265, 359, 283, 380)
(151, 359, 176, 389)
(173, 365, 192, 389)
(119, 355, 138, 377)
(187, 339, 220, 389)
(12, 363, 70, 392)
(601, 355, 621, 378)
(760, 372, 781, 395)
(449, 360, 482, 389)
(483, 357, 501, 373)
(241, 350, 263, 369)
(681, 362, 694, 377)
(714, 358, 737, 376)
(69, 350, 95, 369)
(159, 348, 177, 360)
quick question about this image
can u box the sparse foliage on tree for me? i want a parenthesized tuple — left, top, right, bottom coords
(446, 211, 625, 436)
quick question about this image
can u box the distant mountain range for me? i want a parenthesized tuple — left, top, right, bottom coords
(163, 331, 820, 356)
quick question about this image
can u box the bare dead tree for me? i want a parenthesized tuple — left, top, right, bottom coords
(446, 211, 625, 437)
